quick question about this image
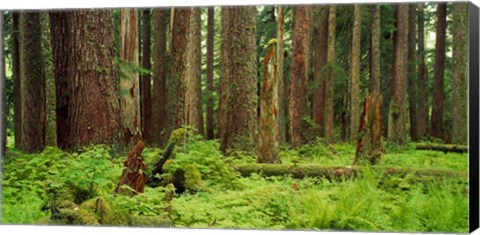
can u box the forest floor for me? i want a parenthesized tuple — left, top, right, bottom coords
(1, 133, 468, 233)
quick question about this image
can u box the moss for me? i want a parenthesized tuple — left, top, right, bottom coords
(129, 215, 173, 227)
(184, 164, 203, 193)
(80, 197, 128, 225)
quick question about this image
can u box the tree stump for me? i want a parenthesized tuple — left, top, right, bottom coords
(353, 92, 385, 165)
(115, 140, 147, 196)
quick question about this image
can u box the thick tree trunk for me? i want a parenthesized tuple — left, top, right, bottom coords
(12, 13, 22, 149)
(119, 9, 142, 143)
(50, 12, 70, 149)
(451, 3, 468, 145)
(324, 6, 336, 143)
(416, 3, 428, 140)
(313, 7, 328, 136)
(218, 7, 230, 142)
(166, 8, 191, 135)
(289, 6, 313, 147)
(350, 4, 362, 143)
(66, 10, 123, 148)
(407, 4, 418, 141)
(151, 9, 167, 146)
(219, 7, 257, 154)
(258, 41, 280, 164)
(206, 7, 215, 140)
(141, 9, 152, 143)
(277, 5, 287, 143)
(186, 8, 204, 135)
(19, 12, 46, 153)
(353, 92, 384, 165)
(41, 12, 57, 147)
(370, 5, 380, 94)
(431, 3, 447, 141)
(387, 4, 408, 145)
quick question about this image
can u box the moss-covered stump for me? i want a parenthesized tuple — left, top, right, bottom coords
(234, 164, 467, 180)
(129, 215, 174, 227)
(415, 144, 468, 154)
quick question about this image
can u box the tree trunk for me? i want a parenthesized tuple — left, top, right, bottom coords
(313, 6, 328, 136)
(350, 4, 362, 143)
(353, 92, 384, 165)
(141, 9, 152, 143)
(186, 8, 204, 135)
(151, 9, 167, 146)
(258, 41, 280, 164)
(219, 7, 257, 154)
(407, 4, 418, 142)
(218, 7, 230, 142)
(206, 7, 215, 140)
(277, 5, 287, 143)
(289, 6, 313, 147)
(0, 11, 5, 153)
(115, 140, 147, 196)
(41, 12, 57, 147)
(19, 12, 46, 153)
(324, 5, 336, 143)
(370, 5, 380, 94)
(119, 9, 142, 143)
(431, 3, 447, 141)
(50, 12, 70, 149)
(66, 10, 123, 148)
(166, 8, 191, 135)
(387, 4, 408, 145)
(12, 13, 22, 149)
(416, 3, 428, 140)
(451, 3, 468, 145)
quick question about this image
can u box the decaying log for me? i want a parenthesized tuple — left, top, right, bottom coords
(416, 144, 468, 154)
(115, 140, 147, 195)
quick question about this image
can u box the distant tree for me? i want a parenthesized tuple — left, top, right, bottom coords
(407, 4, 418, 141)
(451, 3, 468, 144)
(431, 3, 447, 141)
(370, 5, 380, 94)
(19, 12, 46, 152)
(350, 4, 362, 143)
(12, 13, 21, 149)
(206, 7, 215, 140)
(140, 9, 152, 143)
(387, 4, 409, 145)
(324, 5, 336, 143)
(289, 6, 313, 147)
(276, 5, 287, 143)
(416, 3, 428, 139)
(313, 6, 328, 136)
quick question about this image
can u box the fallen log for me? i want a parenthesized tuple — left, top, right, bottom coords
(415, 144, 468, 154)
(233, 164, 467, 180)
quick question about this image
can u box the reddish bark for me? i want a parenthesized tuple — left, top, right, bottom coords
(115, 140, 147, 196)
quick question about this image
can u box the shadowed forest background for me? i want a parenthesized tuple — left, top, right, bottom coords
(0, 2, 469, 232)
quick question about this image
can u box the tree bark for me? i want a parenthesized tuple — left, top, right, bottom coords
(219, 7, 257, 154)
(12, 13, 22, 149)
(370, 5, 380, 94)
(19, 12, 46, 153)
(431, 3, 447, 141)
(0, 11, 5, 153)
(387, 4, 409, 145)
(289, 6, 313, 147)
(119, 9, 142, 143)
(350, 4, 362, 143)
(66, 10, 123, 148)
(451, 3, 468, 145)
(206, 7, 215, 140)
(186, 8, 204, 135)
(151, 9, 167, 146)
(277, 5, 287, 143)
(407, 4, 418, 142)
(141, 9, 152, 143)
(313, 7, 328, 136)
(416, 3, 428, 140)
(324, 5, 336, 143)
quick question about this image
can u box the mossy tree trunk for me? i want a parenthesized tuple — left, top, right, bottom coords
(0, 11, 5, 152)
(313, 6, 328, 137)
(276, 5, 287, 144)
(387, 4, 408, 145)
(324, 5, 336, 143)
(430, 3, 447, 141)
(206, 7, 215, 140)
(151, 9, 168, 146)
(219, 7, 257, 154)
(350, 4, 362, 143)
(289, 6, 312, 147)
(416, 3, 428, 140)
(66, 10, 123, 148)
(119, 9, 142, 144)
(186, 8, 204, 135)
(451, 3, 468, 145)
(140, 9, 152, 143)
(258, 41, 280, 164)
(19, 12, 46, 153)
(12, 13, 22, 149)
(49, 11, 70, 149)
